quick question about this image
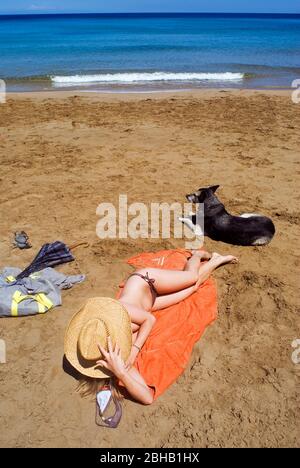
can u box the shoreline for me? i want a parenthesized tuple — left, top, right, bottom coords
(6, 87, 293, 101)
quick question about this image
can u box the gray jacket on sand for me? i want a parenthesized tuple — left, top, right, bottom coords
(0, 267, 85, 317)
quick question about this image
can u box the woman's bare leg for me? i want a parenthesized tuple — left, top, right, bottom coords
(138, 251, 206, 295)
(195, 252, 238, 287)
(138, 252, 238, 295)
(137, 267, 198, 295)
(184, 250, 211, 272)
(183, 252, 202, 273)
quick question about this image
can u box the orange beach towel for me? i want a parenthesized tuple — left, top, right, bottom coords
(118, 249, 218, 400)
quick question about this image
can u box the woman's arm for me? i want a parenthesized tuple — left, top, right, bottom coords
(119, 367, 154, 405)
(97, 338, 153, 405)
(133, 313, 156, 350)
(152, 284, 196, 311)
(121, 302, 156, 350)
(120, 302, 156, 368)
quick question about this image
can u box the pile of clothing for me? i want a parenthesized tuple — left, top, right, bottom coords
(0, 241, 85, 318)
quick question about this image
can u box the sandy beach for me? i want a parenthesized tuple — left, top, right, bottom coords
(0, 89, 299, 448)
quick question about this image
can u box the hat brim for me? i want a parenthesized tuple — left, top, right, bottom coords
(64, 297, 132, 378)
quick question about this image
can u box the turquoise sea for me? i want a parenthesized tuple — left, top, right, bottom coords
(0, 13, 300, 92)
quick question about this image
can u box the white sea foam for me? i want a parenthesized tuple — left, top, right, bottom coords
(51, 71, 244, 85)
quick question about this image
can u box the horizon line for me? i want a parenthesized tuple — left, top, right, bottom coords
(0, 12, 300, 16)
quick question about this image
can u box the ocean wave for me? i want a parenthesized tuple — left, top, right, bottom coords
(51, 72, 244, 85)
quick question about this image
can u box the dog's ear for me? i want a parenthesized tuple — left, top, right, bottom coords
(209, 185, 220, 193)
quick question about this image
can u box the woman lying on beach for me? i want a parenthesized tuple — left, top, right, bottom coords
(64, 251, 237, 408)
(118, 250, 237, 371)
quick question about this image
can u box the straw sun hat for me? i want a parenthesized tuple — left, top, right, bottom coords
(64, 297, 132, 378)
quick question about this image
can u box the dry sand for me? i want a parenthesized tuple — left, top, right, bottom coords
(0, 89, 299, 448)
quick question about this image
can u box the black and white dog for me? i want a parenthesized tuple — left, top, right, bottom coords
(180, 185, 275, 246)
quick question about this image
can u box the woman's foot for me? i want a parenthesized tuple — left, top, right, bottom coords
(210, 252, 238, 266)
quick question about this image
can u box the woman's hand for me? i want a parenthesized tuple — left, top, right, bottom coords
(125, 346, 139, 371)
(193, 275, 203, 292)
(96, 336, 127, 379)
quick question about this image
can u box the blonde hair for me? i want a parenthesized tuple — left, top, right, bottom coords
(76, 377, 106, 399)
(76, 376, 123, 401)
